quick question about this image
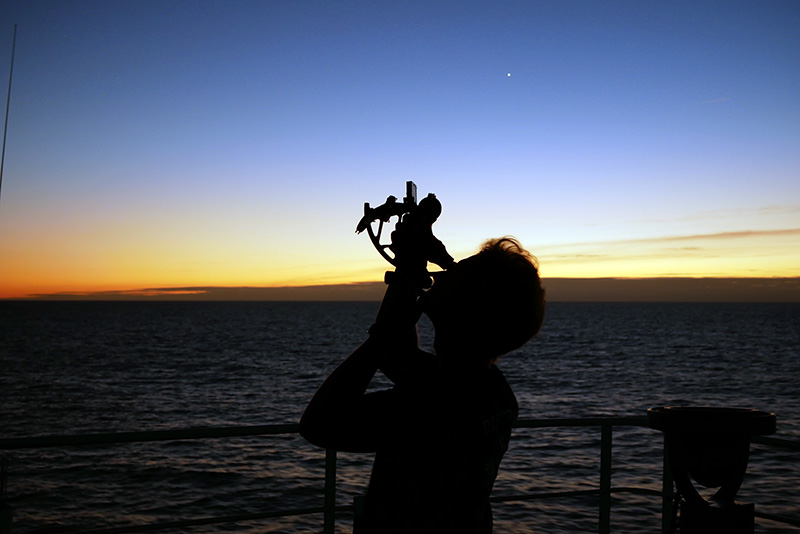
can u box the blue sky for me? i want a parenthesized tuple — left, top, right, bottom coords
(1, 1, 798, 297)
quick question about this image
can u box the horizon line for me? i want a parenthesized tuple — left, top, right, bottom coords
(3, 276, 800, 303)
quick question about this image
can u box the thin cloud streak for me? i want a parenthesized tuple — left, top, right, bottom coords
(22, 283, 387, 301)
(632, 205, 800, 226)
(541, 227, 800, 250)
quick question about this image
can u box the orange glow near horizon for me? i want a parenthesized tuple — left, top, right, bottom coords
(2, 226, 798, 299)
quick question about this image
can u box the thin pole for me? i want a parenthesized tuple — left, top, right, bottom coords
(598, 423, 612, 534)
(323, 448, 337, 534)
(0, 24, 18, 206)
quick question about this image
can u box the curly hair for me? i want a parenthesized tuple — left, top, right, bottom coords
(456, 237, 546, 357)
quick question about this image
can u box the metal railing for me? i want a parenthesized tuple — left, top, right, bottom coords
(1, 418, 798, 534)
(512, 417, 660, 533)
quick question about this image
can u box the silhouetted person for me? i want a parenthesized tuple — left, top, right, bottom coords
(300, 237, 545, 533)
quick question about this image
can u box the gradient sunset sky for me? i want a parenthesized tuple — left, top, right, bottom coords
(1, 1, 798, 299)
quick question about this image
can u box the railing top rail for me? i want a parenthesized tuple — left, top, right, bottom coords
(752, 435, 800, 451)
(0, 417, 644, 451)
(2, 417, 797, 451)
(513, 416, 648, 429)
(0, 424, 299, 450)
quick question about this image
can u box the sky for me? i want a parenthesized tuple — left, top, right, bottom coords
(0, 1, 798, 299)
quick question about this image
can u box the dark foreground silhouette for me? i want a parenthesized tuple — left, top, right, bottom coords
(300, 237, 545, 533)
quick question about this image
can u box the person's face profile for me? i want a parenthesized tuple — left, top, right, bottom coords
(423, 262, 475, 327)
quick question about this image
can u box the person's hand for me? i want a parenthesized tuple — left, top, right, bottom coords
(372, 273, 421, 332)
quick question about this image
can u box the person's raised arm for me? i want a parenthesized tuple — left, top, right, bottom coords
(298, 278, 421, 452)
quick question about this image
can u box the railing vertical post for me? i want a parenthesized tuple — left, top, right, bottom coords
(1, 454, 11, 534)
(661, 435, 674, 533)
(324, 448, 337, 534)
(599, 423, 612, 534)
(0, 502, 10, 534)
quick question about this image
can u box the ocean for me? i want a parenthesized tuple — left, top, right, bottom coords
(1, 301, 798, 533)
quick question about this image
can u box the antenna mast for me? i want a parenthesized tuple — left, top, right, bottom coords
(0, 24, 18, 206)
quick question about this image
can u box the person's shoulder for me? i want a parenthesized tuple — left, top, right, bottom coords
(487, 366, 519, 410)
(487, 365, 513, 390)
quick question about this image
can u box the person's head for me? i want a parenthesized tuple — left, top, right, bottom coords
(422, 237, 545, 364)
